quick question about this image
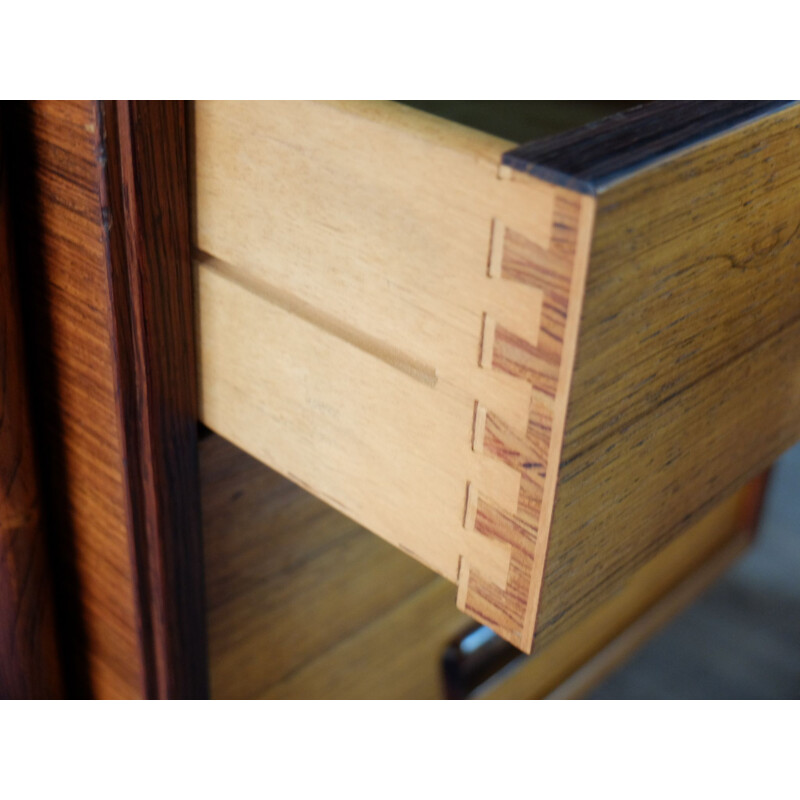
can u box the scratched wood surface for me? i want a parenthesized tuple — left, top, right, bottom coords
(202, 433, 762, 699)
(7, 102, 205, 698)
(0, 117, 63, 699)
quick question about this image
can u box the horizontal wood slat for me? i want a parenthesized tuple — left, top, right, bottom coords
(7, 101, 206, 698)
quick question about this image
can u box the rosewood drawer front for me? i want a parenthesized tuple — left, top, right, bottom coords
(193, 100, 800, 655)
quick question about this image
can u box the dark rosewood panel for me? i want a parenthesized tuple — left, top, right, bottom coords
(504, 101, 792, 193)
(102, 102, 208, 699)
(0, 117, 63, 699)
(7, 102, 206, 698)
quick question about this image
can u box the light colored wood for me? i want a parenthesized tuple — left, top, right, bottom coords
(201, 433, 760, 699)
(194, 101, 595, 652)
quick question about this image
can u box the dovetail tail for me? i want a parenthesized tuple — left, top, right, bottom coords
(464, 482, 478, 530)
(480, 313, 496, 369)
(472, 402, 487, 454)
(488, 219, 505, 278)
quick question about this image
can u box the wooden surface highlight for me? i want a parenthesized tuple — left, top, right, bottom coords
(8, 101, 143, 697)
(8, 102, 206, 698)
(194, 101, 593, 651)
(0, 117, 63, 699)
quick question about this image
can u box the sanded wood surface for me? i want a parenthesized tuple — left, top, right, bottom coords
(7, 101, 205, 698)
(202, 433, 761, 699)
(0, 118, 63, 699)
(194, 101, 594, 652)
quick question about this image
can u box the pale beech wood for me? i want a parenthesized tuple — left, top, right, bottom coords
(8, 101, 205, 698)
(194, 101, 595, 651)
(201, 433, 760, 700)
(194, 100, 800, 654)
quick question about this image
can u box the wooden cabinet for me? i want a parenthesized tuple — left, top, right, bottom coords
(1, 101, 796, 698)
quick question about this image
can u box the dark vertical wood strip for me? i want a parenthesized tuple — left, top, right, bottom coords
(99, 101, 208, 698)
(0, 120, 63, 699)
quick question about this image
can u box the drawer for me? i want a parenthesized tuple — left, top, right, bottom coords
(192, 100, 800, 654)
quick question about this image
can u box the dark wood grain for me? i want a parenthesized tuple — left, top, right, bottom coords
(8, 101, 206, 698)
(101, 101, 208, 699)
(503, 101, 793, 194)
(0, 117, 63, 699)
(401, 101, 638, 146)
(525, 102, 800, 650)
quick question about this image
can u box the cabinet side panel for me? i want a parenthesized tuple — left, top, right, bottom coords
(9, 101, 144, 697)
(0, 114, 63, 699)
(9, 101, 205, 698)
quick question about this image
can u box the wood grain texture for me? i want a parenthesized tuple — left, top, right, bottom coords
(194, 101, 594, 652)
(456, 191, 594, 649)
(8, 101, 205, 698)
(0, 118, 63, 699)
(102, 102, 207, 699)
(503, 101, 793, 193)
(194, 100, 800, 656)
(533, 101, 800, 650)
(202, 433, 762, 699)
(543, 532, 752, 700)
